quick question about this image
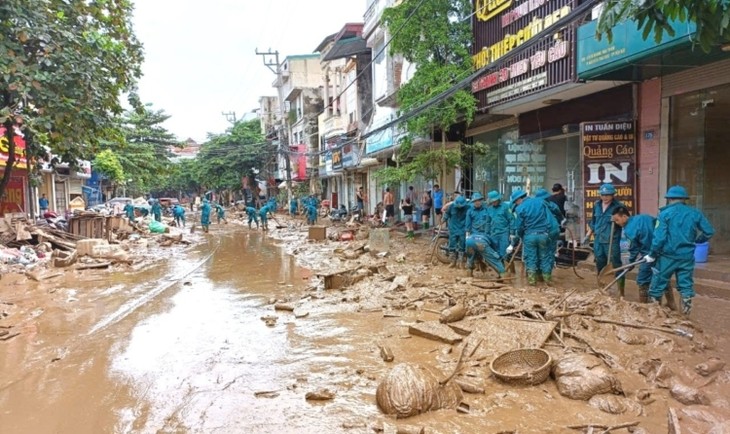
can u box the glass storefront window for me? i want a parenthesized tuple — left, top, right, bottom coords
(669, 83, 730, 254)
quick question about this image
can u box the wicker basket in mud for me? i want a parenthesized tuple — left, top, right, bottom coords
(490, 348, 552, 386)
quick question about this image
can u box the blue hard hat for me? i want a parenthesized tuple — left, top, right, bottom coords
(535, 188, 550, 200)
(599, 184, 616, 195)
(665, 185, 689, 199)
(454, 195, 467, 208)
(487, 190, 501, 203)
(471, 192, 484, 202)
(510, 189, 527, 204)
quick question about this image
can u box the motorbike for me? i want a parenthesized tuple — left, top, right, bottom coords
(430, 225, 451, 264)
(350, 201, 363, 223)
(328, 204, 349, 222)
(42, 211, 68, 231)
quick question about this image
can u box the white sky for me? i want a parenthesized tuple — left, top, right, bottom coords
(132, 1, 365, 143)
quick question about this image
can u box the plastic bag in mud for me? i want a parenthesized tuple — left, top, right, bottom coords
(376, 363, 463, 418)
(552, 354, 623, 401)
(148, 220, 168, 234)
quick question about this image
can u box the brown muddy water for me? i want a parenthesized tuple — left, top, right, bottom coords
(1, 225, 730, 433)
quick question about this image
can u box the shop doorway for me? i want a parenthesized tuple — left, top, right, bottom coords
(669, 83, 730, 254)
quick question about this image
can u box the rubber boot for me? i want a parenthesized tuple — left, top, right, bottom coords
(542, 273, 553, 286)
(424, 222, 429, 230)
(527, 273, 537, 286)
(457, 252, 465, 269)
(617, 278, 626, 298)
(680, 297, 692, 316)
(449, 253, 458, 268)
(466, 268, 473, 277)
(497, 272, 506, 283)
(638, 285, 649, 303)
(664, 288, 678, 311)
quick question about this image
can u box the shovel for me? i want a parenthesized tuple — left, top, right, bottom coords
(598, 257, 646, 284)
(599, 267, 631, 294)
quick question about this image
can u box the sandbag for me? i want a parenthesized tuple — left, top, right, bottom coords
(149, 220, 169, 234)
(376, 363, 463, 418)
(670, 382, 710, 406)
(552, 354, 623, 401)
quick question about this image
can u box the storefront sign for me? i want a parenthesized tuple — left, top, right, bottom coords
(342, 143, 355, 168)
(502, 132, 546, 196)
(332, 148, 343, 170)
(577, 18, 696, 80)
(0, 174, 26, 215)
(471, 0, 576, 108)
(0, 126, 28, 169)
(581, 121, 636, 225)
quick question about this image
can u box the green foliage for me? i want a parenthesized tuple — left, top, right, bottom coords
(597, 0, 730, 52)
(378, 0, 478, 185)
(195, 119, 275, 191)
(382, 0, 477, 135)
(0, 0, 143, 197)
(156, 159, 201, 195)
(92, 149, 124, 183)
(100, 104, 178, 195)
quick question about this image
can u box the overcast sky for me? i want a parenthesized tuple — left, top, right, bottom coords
(133, 1, 365, 143)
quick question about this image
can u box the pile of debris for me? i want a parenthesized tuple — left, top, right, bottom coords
(0, 211, 191, 278)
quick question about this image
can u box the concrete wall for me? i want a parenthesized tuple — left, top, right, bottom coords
(638, 78, 662, 216)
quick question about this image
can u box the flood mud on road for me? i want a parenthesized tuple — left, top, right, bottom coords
(1, 219, 730, 433)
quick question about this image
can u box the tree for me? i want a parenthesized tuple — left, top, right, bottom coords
(101, 104, 178, 196)
(597, 0, 730, 53)
(0, 0, 143, 199)
(196, 119, 276, 194)
(92, 149, 124, 194)
(380, 0, 478, 185)
(155, 159, 201, 198)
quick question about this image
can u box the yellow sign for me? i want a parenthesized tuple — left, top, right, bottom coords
(475, 0, 513, 22)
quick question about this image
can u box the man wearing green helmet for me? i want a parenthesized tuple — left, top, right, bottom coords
(587, 183, 625, 291)
(645, 185, 715, 315)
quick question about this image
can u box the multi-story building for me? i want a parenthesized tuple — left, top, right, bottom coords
(272, 55, 324, 191)
(315, 23, 372, 211)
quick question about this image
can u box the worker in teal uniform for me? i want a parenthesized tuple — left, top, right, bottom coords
(507, 189, 557, 285)
(259, 204, 272, 230)
(443, 195, 469, 268)
(535, 187, 564, 247)
(586, 184, 624, 291)
(645, 186, 715, 315)
(214, 202, 227, 224)
(173, 204, 186, 227)
(200, 199, 212, 233)
(290, 197, 298, 215)
(151, 200, 162, 222)
(486, 190, 514, 264)
(123, 202, 136, 222)
(245, 206, 259, 229)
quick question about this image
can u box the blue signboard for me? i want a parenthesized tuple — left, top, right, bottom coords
(365, 129, 393, 155)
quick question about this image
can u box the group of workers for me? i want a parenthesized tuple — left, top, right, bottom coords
(245, 197, 277, 230)
(442, 182, 713, 316)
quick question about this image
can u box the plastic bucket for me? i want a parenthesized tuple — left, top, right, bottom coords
(694, 242, 709, 263)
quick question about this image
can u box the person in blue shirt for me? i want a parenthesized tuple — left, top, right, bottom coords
(432, 184, 444, 226)
(200, 199, 212, 233)
(587, 184, 624, 290)
(486, 191, 514, 264)
(173, 204, 186, 227)
(245, 206, 259, 229)
(39, 194, 49, 214)
(645, 185, 715, 315)
(507, 189, 557, 285)
(443, 195, 468, 268)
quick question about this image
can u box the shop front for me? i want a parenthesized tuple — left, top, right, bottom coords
(663, 61, 730, 254)
(0, 125, 29, 216)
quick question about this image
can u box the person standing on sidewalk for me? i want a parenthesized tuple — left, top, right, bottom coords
(432, 185, 444, 226)
(400, 198, 415, 239)
(507, 189, 557, 285)
(356, 187, 365, 213)
(383, 188, 395, 226)
(39, 194, 49, 214)
(586, 184, 624, 290)
(645, 185, 715, 315)
(420, 190, 432, 230)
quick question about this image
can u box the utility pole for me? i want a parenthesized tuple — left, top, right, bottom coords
(221, 111, 237, 124)
(255, 48, 293, 214)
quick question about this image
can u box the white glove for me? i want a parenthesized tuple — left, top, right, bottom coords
(643, 255, 655, 263)
(560, 218, 567, 227)
(465, 232, 471, 238)
(506, 245, 514, 255)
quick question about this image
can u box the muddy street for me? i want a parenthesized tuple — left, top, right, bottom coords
(1, 223, 730, 433)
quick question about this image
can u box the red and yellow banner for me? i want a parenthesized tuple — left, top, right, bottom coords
(0, 126, 28, 169)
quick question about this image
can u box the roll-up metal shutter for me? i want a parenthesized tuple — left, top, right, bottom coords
(662, 58, 730, 97)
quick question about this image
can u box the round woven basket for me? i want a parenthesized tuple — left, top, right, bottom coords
(490, 348, 552, 386)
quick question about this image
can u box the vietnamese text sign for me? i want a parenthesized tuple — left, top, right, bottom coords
(581, 120, 636, 227)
